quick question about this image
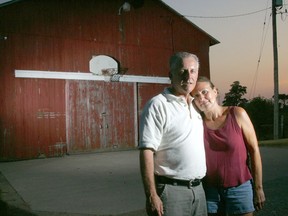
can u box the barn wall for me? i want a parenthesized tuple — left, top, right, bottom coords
(0, 0, 215, 160)
(66, 80, 136, 153)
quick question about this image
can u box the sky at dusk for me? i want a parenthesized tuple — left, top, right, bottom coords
(163, 0, 288, 101)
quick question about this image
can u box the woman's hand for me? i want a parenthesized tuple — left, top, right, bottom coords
(254, 187, 265, 211)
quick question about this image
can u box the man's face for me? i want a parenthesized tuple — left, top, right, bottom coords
(171, 57, 199, 96)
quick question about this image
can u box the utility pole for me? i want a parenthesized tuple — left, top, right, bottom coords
(272, 0, 279, 139)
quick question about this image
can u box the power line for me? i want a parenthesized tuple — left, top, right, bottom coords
(249, 1, 287, 99)
(250, 1, 272, 99)
(181, 3, 287, 19)
(182, 8, 270, 19)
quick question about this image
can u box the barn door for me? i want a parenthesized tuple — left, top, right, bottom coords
(66, 80, 136, 153)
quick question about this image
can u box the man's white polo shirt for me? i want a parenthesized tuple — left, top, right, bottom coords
(139, 88, 206, 180)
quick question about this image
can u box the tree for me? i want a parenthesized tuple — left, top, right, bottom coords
(244, 97, 274, 140)
(222, 81, 248, 106)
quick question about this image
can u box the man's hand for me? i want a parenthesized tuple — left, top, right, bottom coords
(146, 194, 164, 216)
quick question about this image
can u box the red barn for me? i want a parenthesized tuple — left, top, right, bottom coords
(0, 0, 219, 160)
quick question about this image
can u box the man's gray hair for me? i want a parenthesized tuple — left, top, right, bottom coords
(169, 52, 199, 75)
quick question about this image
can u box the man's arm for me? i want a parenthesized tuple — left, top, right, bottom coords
(139, 148, 164, 216)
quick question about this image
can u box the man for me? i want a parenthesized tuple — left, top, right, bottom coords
(139, 52, 207, 216)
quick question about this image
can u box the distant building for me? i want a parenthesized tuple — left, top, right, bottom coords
(0, 0, 219, 160)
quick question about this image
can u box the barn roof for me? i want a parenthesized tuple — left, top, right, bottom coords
(159, 1, 219, 46)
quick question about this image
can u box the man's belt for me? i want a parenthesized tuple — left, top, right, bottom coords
(156, 175, 201, 189)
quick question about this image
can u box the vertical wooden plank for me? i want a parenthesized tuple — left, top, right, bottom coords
(66, 80, 136, 152)
(66, 80, 103, 152)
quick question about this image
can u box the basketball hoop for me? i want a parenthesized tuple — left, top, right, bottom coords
(110, 74, 122, 82)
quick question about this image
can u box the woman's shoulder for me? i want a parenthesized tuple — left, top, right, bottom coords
(231, 106, 246, 116)
(230, 106, 249, 126)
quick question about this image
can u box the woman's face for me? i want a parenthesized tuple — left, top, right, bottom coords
(191, 81, 218, 111)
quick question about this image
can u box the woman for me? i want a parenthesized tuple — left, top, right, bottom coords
(191, 76, 265, 216)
